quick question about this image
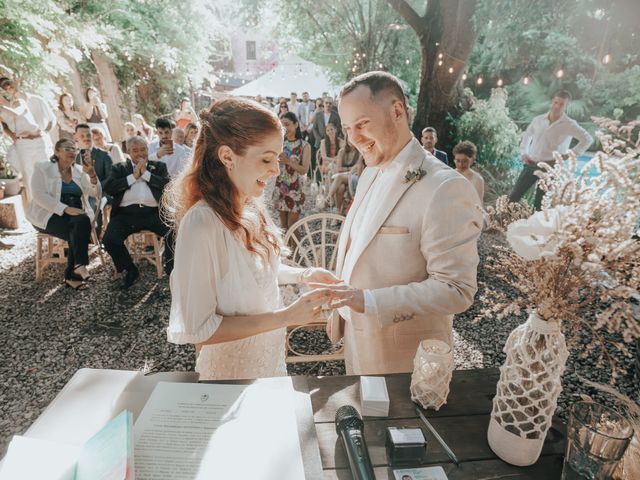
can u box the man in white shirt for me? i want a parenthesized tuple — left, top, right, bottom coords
(287, 92, 301, 118)
(323, 71, 482, 375)
(509, 90, 593, 210)
(103, 136, 172, 288)
(148, 117, 191, 178)
(0, 77, 56, 146)
(297, 91, 314, 137)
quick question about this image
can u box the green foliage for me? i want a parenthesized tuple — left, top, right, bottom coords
(452, 88, 521, 201)
(0, 0, 230, 118)
(470, 0, 640, 123)
(274, 0, 422, 96)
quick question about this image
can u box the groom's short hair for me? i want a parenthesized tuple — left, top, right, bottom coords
(339, 71, 407, 110)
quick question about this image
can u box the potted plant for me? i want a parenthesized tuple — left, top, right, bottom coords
(484, 117, 640, 466)
(0, 152, 20, 197)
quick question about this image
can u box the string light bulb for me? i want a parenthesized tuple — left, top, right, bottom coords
(438, 53, 443, 59)
(448, 67, 454, 74)
(476, 75, 483, 85)
(602, 53, 611, 64)
(523, 75, 530, 85)
(405, 58, 410, 65)
(555, 65, 564, 78)
(497, 78, 504, 87)
(437, 60, 443, 66)
(378, 63, 384, 69)
(462, 72, 468, 81)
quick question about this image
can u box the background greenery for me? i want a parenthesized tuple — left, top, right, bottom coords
(1, 0, 638, 198)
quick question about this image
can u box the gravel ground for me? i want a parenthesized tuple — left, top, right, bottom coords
(1, 188, 638, 456)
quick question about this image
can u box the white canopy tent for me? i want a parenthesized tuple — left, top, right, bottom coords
(229, 54, 339, 99)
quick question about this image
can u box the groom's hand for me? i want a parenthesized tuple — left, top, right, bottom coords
(309, 282, 365, 314)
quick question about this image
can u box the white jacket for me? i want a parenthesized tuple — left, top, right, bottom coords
(27, 161, 101, 229)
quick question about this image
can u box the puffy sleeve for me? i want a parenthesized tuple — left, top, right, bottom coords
(167, 205, 228, 344)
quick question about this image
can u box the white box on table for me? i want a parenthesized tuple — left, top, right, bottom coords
(360, 376, 390, 417)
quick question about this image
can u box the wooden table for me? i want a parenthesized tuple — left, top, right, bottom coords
(10, 368, 566, 479)
(300, 368, 567, 479)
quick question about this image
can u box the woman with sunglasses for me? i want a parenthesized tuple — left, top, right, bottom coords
(26, 139, 101, 289)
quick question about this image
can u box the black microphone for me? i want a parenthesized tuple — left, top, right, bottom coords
(335, 405, 375, 480)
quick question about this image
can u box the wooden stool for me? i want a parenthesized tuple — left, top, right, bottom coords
(35, 232, 68, 281)
(125, 230, 164, 278)
(35, 228, 105, 282)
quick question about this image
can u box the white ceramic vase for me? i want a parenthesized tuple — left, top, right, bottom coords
(487, 311, 569, 466)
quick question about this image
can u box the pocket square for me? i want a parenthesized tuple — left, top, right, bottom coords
(378, 226, 410, 235)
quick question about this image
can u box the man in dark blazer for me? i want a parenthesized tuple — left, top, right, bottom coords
(75, 123, 113, 185)
(311, 97, 342, 149)
(421, 127, 451, 167)
(103, 136, 173, 289)
(75, 123, 113, 234)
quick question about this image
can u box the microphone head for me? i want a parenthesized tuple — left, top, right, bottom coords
(335, 405, 364, 435)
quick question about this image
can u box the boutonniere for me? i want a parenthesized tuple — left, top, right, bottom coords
(403, 161, 426, 184)
(148, 165, 155, 171)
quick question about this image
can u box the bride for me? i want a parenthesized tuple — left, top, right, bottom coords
(165, 97, 349, 380)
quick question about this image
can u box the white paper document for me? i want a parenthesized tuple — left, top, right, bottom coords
(133, 379, 306, 480)
(393, 466, 448, 480)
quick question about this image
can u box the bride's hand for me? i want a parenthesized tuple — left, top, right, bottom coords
(301, 267, 341, 286)
(282, 288, 353, 326)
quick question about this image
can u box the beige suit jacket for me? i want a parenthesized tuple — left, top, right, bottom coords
(335, 139, 482, 375)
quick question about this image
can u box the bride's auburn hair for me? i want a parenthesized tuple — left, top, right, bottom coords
(163, 97, 284, 261)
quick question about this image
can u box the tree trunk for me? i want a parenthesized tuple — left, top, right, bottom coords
(61, 54, 85, 109)
(389, 0, 478, 151)
(91, 50, 125, 143)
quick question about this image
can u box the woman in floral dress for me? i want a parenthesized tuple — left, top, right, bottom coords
(273, 112, 311, 231)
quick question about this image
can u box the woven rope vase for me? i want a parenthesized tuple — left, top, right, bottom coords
(488, 311, 569, 466)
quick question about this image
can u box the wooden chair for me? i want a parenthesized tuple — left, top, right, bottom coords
(125, 230, 164, 279)
(35, 226, 105, 282)
(282, 212, 346, 364)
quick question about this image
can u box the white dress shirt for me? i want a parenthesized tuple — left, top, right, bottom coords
(26, 93, 56, 133)
(148, 140, 190, 177)
(323, 111, 331, 128)
(120, 169, 157, 207)
(297, 101, 314, 129)
(520, 112, 593, 162)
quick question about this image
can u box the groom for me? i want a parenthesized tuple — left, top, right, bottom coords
(326, 72, 483, 375)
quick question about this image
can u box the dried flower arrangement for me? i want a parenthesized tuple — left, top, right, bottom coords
(481, 117, 640, 374)
(485, 195, 534, 233)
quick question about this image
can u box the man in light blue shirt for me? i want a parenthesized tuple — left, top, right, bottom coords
(148, 117, 191, 178)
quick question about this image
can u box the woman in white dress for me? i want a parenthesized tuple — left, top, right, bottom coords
(165, 97, 349, 380)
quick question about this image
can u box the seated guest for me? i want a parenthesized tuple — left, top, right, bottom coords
(74, 123, 113, 186)
(91, 127, 125, 164)
(132, 113, 154, 143)
(102, 136, 173, 289)
(26, 138, 101, 289)
(328, 134, 362, 214)
(55, 93, 82, 142)
(421, 127, 450, 167)
(453, 140, 485, 203)
(172, 127, 189, 152)
(318, 122, 344, 177)
(184, 123, 198, 149)
(148, 118, 190, 178)
(121, 121, 137, 157)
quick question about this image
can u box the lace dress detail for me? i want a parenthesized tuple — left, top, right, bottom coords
(195, 246, 287, 381)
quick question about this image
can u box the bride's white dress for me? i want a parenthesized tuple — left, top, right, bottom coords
(167, 201, 299, 380)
